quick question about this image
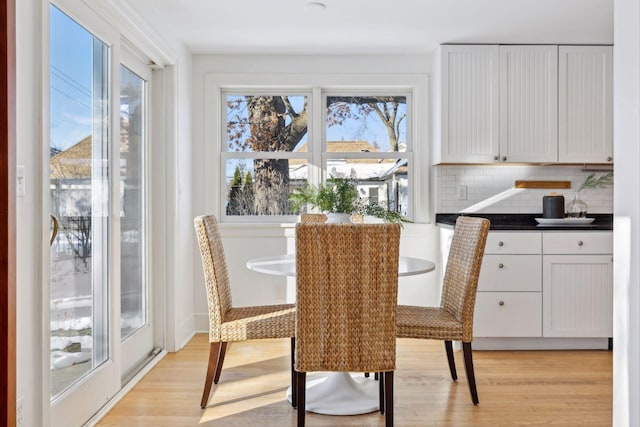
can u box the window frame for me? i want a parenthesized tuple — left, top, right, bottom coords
(205, 73, 430, 224)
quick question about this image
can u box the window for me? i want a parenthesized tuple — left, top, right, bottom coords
(221, 89, 413, 222)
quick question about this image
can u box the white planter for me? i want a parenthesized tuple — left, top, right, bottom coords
(325, 213, 352, 224)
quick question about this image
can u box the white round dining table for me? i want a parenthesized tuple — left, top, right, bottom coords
(245, 253, 436, 416)
(246, 254, 435, 278)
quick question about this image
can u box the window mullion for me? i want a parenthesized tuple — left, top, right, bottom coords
(311, 87, 323, 185)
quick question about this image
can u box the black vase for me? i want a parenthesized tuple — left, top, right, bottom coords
(542, 195, 565, 218)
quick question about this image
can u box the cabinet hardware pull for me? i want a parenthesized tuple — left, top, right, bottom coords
(498, 241, 504, 247)
(494, 155, 499, 161)
(607, 156, 612, 162)
(578, 241, 584, 246)
(502, 156, 507, 161)
(498, 301, 505, 306)
(498, 263, 504, 269)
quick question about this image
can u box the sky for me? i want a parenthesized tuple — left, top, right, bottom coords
(50, 5, 95, 152)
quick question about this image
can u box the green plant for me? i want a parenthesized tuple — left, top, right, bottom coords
(577, 172, 613, 192)
(289, 177, 409, 224)
(359, 202, 411, 224)
(289, 177, 359, 213)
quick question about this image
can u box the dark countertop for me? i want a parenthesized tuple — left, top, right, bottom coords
(435, 213, 613, 231)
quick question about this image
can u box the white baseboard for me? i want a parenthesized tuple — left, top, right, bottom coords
(470, 337, 611, 350)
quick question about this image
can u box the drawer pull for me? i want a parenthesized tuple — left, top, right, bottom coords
(498, 301, 505, 306)
(498, 263, 504, 269)
(498, 241, 504, 247)
(494, 155, 499, 161)
(607, 156, 612, 162)
(502, 156, 507, 161)
(578, 241, 584, 246)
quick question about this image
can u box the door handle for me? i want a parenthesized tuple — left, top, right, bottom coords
(50, 214, 59, 247)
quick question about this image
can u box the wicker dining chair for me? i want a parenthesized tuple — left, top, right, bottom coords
(194, 214, 297, 408)
(397, 216, 490, 405)
(294, 223, 401, 426)
(300, 213, 327, 223)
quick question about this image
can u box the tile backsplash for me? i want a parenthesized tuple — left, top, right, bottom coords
(435, 165, 613, 214)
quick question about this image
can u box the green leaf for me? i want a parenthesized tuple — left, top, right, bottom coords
(578, 172, 613, 192)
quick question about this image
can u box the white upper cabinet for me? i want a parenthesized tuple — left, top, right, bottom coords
(558, 46, 613, 163)
(435, 44, 613, 165)
(499, 45, 558, 163)
(437, 45, 500, 163)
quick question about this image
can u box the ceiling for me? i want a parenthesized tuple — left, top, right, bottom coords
(127, 0, 613, 55)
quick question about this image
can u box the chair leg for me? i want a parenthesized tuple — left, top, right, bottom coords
(291, 337, 297, 408)
(296, 371, 306, 426)
(379, 372, 385, 414)
(213, 342, 228, 384)
(384, 371, 394, 427)
(445, 340, 458, 381)
(462, 342, 479, 405)
(201, 342, 222, 408)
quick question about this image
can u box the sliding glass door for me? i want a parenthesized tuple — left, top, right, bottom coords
(49, 4, 117, 425)
(119, 53, 154, 381)
(48, 1, 161, 423)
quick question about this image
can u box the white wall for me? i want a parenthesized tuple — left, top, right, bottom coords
(165, 49, 195, 352)
(190, 54, 443, 331)
(613, 0, 640, 425)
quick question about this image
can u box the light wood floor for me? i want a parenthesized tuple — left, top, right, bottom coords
(97, 334, 612, 426)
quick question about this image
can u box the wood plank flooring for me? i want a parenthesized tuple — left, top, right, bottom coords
(97, 334, 612, 426)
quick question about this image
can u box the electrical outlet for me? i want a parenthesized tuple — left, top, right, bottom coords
(17, 396, 24, 427)
(457, 184, 467, 200)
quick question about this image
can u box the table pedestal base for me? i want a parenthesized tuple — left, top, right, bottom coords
(286, 372, 380, 415)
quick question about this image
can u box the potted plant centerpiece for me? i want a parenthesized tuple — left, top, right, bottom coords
(289, 177, 407, 224)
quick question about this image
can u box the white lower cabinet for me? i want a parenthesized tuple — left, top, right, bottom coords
(474, 232, 543, 338)
(474, 292, 542, 337)
(469, 230, 612, 349)
(542, 232, 613, 338)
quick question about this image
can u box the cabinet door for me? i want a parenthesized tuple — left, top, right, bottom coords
(439, 45, 500, 163)
(500, 46, 558, 162)
(558, 46, 613, 163)
(474, 292, 542, 337)
(485, 231, 542, 254)
(478, 255, 542, 292)
(543, 255, 613, 337)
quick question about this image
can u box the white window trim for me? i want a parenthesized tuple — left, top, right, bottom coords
(205, 73, 430, 224)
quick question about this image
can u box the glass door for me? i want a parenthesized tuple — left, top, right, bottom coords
(119, 54, 154, 381)
(49, 4, 117, 425)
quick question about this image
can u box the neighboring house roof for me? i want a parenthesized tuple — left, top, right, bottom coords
(50, 135, 92, 180)
(291, 140, 393, 166)
(50, 120, 129, 180)
(296, 140, 379, 154)
(289, 140, 405, 181)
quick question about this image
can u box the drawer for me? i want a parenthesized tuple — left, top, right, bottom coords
(484, 232, 542, 254)
(543, 232, 613, 254)
(474, 292, 542, 337)
(478, 255, 541, 292)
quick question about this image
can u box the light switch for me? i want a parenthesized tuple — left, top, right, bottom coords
(16, 164, 25, 197)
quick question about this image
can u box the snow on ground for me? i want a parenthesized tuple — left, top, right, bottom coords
(51, 349, 91, 370)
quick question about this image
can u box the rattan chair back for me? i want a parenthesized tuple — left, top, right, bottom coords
(300, 213, 327, 223)
(294, 223, 401, 373)
(194, 215, 234, 342)
(440, 216, 490, 341)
